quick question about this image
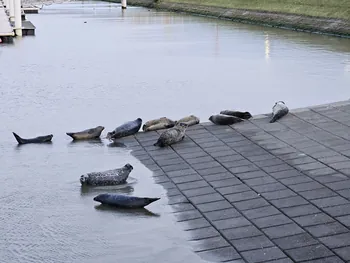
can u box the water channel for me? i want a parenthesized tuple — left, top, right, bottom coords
(0, 1, 350, 262)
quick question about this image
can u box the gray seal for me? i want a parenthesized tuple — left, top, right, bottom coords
(220, 110, 252, 120)
(93, 193, 160, 208)
(80, 163, 133, 186)
(106, 118, 142, 140)
(142, 117, 175, 132)
(209, 114, 243, 125)
(175, 115, 200, 127)
(270, 101, 289, 123)
(12, 132, 53, 144)
(153, 122, 188, 147)
(66, 126, 104, 140)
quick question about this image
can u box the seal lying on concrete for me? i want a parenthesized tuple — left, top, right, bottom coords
(80, 163, 133, 186)
(93, 193, 160, 208)
(220, 110, 252, 120)
(154, 122, 189, 147)
(175, 115, 200, 127)
(270, 101, 289, 123)
(209, 114, 244, 125)
(142, 117, 175, 132)
(106, 118, 142, 140)
(12, 132, 53, 144)
(66, 126, 104, 140)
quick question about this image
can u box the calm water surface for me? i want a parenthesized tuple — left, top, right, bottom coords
(1, 1, 350, 262)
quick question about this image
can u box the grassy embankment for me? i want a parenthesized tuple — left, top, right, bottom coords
(164, 0, 350, 21)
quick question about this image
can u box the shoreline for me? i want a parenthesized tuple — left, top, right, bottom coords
(106, 0, 350, 38)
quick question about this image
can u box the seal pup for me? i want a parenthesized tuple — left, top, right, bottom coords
(270, 101, 289, 123)
(220, 110, 252, 120)
(153, 122, 189, 147)
(142, 117, 175, 132)
(106, 118, 142, 140)
(209, 114, 243, 125)
(66, 126, 104, 140)
(80, 163, 133, 186)
(93, 193, 160, 208)
(12, 132, 53, 144)
(175, 115, 200, 127)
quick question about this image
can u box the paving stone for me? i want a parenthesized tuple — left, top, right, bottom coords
(262, 223, 305, 239)
(243, 176, 277, 187)
(252, 214, 292, 228)
(287, 156, 316, 165)
(178, 217, 211, 230)
(285, 244, 334, 262)
(167, 169, 197, 178)
(197, 246, 241, 262)
(280, 175, 314, 185)
(174, 209, 202, 222)
(221, 225, 262, 240)
(170, 203, 196, 213)
(288, 181, 324, 192)
(233, 197, 270, 211)
(265, 259, 293, 263)
(189, 236, 231, 252)
(166, 188, 182, 197)
(293, 213, 335, 227)
(328, 180, 350, 191)
(242, 206, 281, 220)
(273, 232, 319, 250)
(270, 196, 309, 209)
(197, 200, 232, 213)
(270, 169, 303, 179)
(167, 195, 189, 205)
(306, 222, 350, 238)
(282, 204, 321, 217)
(191, 161, 222, 170)
(302, 256, 346, 263)
(187, 156, 215, 165)
(161, 163, 190, 172)
(197, 166, 228, 176)
(177, 180, 210, 191)
(241, 246, 286, 263)
(229, 235, 274, 252)
(311, 196, 349, 208)
(306, 167, 338, 176)
(299, 187, 339, 200)
(212, 217, 251, 230)
(314, 174, 349, 184)
(209, 178, 242, 188)
(294, 162, 328, 171)
(333, 246, 350, 261)
(204, 172, 235, 182)
(251, 182, 287, 193)
(337, 215, 350, 227)
(189, 193, 225, 205)
(186, 226, 220, 241)
(221, 159, 253, 169)
(229, 164, 260, 174)
(171, 174, 203, 184)
(319, 232, 350, 248)
(204, 208, 241, 222)
(262, 164, 294, 173)
(216, 154, 245, 163)
(216, 184, 251, 195)
(324, 204, 350, 217)
(318, 155, 350, 164)
(247, 154, 276, 162)
(338, 189, 350, 200)
(182, 186, 217, 198)
(253, 158, 285, 168)
(234, 170, 269, 180)
(225, 191, 260, 203)
(262, 189, 297, 200)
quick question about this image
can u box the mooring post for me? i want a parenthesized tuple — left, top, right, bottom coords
(121, 0, 126, 9)
(14, 0, 22, 36)
(9, 0, 15, 21)
(4, 0, 9, 9)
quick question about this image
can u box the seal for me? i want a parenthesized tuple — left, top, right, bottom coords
(12, 132, 53, 144)
(80, 163, 133, 186)
(93, 193, 160, 208)
(142, 117, 175, 132)
(270, 101, 289, 123)
(175, 115, 200, 127)
(220, 110, 252, 120)
(66, 126, 104, 140)
(106, 118, 142, 140)
(153, 122, 189, 147)
(209, 114, 244, 125)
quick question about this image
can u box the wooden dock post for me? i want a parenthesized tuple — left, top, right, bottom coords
(9, 0, 14, 21)
(14, 0, 22, 36)
(121, 0, 126, 9)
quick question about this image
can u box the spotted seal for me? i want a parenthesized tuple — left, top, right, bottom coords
(12, 132, 53, 144)
(175, 115, 200, 127)
(153, 122, 189, 147)
(270, 101, 289, 123)
(106, 118, 142, 140)
(80, 163, 133, 186)
(209, 114, 243, 125)
(220, 110, 252, 120)
(66, 126, 104, 140)
(142, 117, 175, 132)
(93, 193, 160, 208)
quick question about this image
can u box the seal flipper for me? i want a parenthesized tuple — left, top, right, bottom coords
(12, 132, 25, 144)
(153, 139, 164, 147)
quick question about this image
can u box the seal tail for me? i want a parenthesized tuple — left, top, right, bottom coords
(66, 132, 76, 139)
(12, 132, 25, 144)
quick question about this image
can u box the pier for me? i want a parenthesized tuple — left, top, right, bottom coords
(120, 100, 350, 262)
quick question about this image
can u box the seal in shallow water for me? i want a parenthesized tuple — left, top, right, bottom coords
(93, 193, 160, 208)
(209, 114, 243, 125)
(66, 126, 104, 140)
(142, 117, 175, 132)
(80, 163, 133, 186)
(270, 101, 289, 123)
(220, 110, 252, 120)
(12, 132, 53, 144)
(106, 118, 142, 140)
(153, 122, 189, 147)
(175, 115, 200, 127)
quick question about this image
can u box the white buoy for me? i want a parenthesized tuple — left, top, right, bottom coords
(14, 0, 22, 36)
(9, 0, 15, 22)
(121, 0, 126, 9)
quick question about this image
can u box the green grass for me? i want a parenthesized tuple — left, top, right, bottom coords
(164, 0, 350, 20)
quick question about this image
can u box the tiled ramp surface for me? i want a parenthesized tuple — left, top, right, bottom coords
(123, 101, 350, 263)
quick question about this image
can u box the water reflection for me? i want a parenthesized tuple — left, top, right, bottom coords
(94, 204, 161, 217)
(80, 184, 136, 195)
(265, 33, 270, 61)
(68, 138, 105, 146)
